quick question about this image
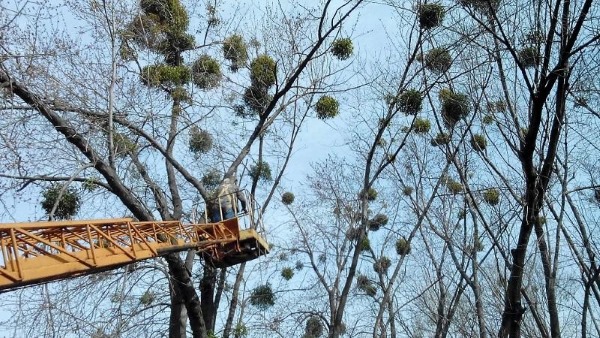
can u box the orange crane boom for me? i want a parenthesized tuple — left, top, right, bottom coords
(0, 216, 269, 292)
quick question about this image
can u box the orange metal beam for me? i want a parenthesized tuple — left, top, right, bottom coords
(0, 217, 268, 292)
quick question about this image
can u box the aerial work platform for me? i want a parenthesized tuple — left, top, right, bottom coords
(0, 215, 269, 292)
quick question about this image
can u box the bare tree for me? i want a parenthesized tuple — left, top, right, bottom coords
(3, 0, 600, 337)
(0, 0, 365, 337)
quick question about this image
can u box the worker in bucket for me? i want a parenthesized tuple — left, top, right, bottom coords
(209, 176, 248, 221)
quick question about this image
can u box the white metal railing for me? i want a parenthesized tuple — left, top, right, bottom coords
(194, 190, 266, 236)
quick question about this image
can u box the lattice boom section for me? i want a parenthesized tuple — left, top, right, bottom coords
(0, 218, 239, 291)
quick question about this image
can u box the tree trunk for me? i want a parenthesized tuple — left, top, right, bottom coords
(200, 265, 218, 333)
(169, 281, 186, 338)
(223, 263, 246, 338)
(499, 189, 537, 338)
(165, 254, 208, 338)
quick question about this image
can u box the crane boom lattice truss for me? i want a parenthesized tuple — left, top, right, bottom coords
(0, 217, 269, 292)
